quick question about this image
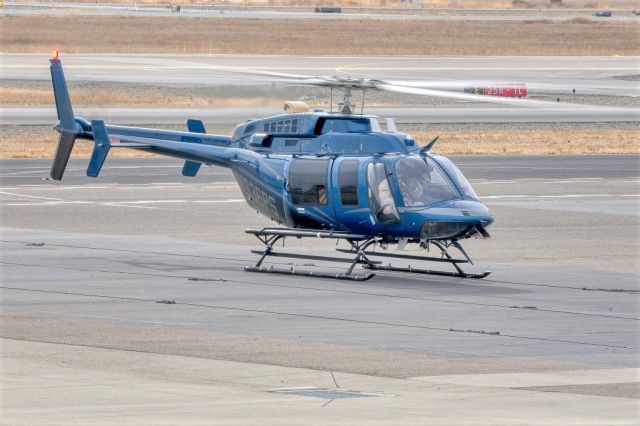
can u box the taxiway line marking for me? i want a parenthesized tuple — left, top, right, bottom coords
(0, 190, 63, 201)
(483, 194, 640, 199)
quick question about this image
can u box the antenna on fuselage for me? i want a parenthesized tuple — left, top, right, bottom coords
(420, 136, 439, 154)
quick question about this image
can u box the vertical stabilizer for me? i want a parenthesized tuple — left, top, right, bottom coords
(182, 119, 206, 177)
(49, 51, 79, 180)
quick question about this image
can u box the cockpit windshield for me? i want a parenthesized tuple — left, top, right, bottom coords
(431, 155, 480, 201)
(395, 156, 460, 207)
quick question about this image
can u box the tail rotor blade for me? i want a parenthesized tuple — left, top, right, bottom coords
(50, 131, 77, 180)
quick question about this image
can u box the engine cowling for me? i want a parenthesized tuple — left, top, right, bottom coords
(284, 101, 310, 113)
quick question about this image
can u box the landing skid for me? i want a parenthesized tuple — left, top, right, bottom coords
(244, 228, 490, 281)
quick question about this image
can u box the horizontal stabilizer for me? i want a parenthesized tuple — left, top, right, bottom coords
(182, 119, 206, 177)
(187, 119, 206, 134)
(87, 120, 111, 177)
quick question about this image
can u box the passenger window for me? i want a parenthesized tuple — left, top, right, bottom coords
(291, 119, 299, 133)
(339, 160, 359, 206)
(263, 123, 269, 132)
(315, 117, 372, 135)
(367, 162, 400, 224)
(284, 120, 291, 133)
(276, 121, 284, 133)
(270, 122, 277, 132)
(289, 159, 329, 205)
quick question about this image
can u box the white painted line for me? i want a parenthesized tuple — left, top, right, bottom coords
(483, 194, 640, 199)
(116, 199, 244, 204)
(192, 199, 245, 203)
(1, 198, 245, 207)
(3, 201, 93, 206)
(0, 169, 50, 176)
(107, 165, 181, 170)
(0, 190, 63, 201)
(101, 202, 172, 210)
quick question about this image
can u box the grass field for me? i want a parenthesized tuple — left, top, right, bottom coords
(2, 16, 638, 56)
(30, 0, 640, 9)
(0, 87, 277, 108)
(3, 130, 637, 159)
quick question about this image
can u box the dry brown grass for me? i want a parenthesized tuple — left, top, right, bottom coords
(1, 134, 158, 159)
(3, 130, 637, 159)
(412, 130, 640, 155)
(568, 16, 591, 23)
(37, 0, 640, 9)
(0, 87, 278, 107)
(2, 16, 638, 56)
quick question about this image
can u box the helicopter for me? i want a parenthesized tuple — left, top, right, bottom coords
(46, 51, 554, 281)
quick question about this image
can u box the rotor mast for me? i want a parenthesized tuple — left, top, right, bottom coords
(339, 85, 354, 114)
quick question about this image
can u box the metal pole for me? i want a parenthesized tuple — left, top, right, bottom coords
(330, 88, 333, 113)
(361, 89, 366, 115)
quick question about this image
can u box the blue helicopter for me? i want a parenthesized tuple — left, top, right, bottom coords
(46, 52, 522, 281)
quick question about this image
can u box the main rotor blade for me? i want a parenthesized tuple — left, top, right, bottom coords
(388, 80, 630, 95)
(374, 83, 587, 109)
(213, 68, 613, 107)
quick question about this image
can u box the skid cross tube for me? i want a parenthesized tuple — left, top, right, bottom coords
(244, 228, 377, 281)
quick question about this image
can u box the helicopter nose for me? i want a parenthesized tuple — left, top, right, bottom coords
(415, 200, 493, 240)
(472, 201, 494, 227)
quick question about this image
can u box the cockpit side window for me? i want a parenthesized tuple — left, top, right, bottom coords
(367, 162, 400, 224)
(289, 159, 329, 205)
(395, 157, 460, 207)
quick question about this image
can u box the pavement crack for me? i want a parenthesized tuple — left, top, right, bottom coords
(0, 285, 632, 350)
(1, 259, 637, 321)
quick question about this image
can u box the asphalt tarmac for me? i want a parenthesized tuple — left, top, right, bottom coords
(1, 155, 639, 424)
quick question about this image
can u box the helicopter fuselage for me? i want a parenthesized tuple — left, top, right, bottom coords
(223, 112, 493, 241)
(60, 111, 493, 242)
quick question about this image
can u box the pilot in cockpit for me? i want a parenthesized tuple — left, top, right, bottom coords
(397, 159, 431, 206)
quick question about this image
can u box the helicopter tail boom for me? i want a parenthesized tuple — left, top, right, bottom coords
(49, 55, 233, 180)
